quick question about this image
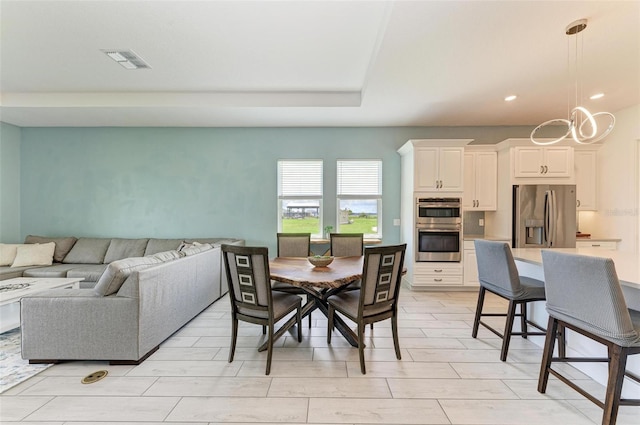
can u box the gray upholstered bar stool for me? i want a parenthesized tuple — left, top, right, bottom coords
(472, 239, 548, 361)
(539, 250, 640, 425)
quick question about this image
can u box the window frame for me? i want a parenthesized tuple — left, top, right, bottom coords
(277, 160, 324, 238)
(336, 159, 383, 239)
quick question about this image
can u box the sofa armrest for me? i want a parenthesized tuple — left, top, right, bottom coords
(20, 289, 140, 361)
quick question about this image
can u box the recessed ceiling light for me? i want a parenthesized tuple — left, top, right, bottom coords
(504, 95, 517, 102)
(590, 93, 605, 100)
(101, 49, 151, 70)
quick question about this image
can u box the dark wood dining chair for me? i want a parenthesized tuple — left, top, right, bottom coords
(330, 233, 364, 257)
(272, 233, 313, 326)
(539, 250, 640, 425)
(330, 232, 365, 293)
(472, 239, 548, 361)
(221, 244, 302, 375)
(327, 244, 406, 374)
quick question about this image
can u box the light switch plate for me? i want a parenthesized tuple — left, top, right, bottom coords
(393, 219, 400, 226)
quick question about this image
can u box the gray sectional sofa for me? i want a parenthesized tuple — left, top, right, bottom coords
(1, 235, 242, 289)
(5, 235, 244, 364)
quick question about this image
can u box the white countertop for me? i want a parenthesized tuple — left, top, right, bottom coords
(511, 248, 640, 290)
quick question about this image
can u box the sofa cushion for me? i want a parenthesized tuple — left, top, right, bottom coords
(66, 264, 109, 283)
(11, 242, 56, 267)
(23, 264, 82, 278)
(63, 238, 111, 264)
(0, 244, 22, 266)
(150, 250, 184, 262)
(0, 265, 34, 280)
(94, 256, 162, 296)
(24, 235, 78, 263)
(144, 239, 183, 256)
(103, 238, 149, 263)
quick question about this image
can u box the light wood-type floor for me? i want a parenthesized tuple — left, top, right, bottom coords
(2, 290, 639, 424)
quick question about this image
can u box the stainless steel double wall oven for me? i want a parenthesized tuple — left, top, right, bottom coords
(415, 197, 462, 262)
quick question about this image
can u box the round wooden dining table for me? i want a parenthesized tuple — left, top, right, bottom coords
(266, 256, 364, 349)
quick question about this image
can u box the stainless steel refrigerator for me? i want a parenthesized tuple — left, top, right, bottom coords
(512, 184, 577, 248)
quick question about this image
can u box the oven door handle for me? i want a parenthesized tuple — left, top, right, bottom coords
(417, 226, 461, 232)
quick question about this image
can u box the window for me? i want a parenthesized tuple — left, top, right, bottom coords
(277, 160, 323, 236)
(336, 160, 382, 238)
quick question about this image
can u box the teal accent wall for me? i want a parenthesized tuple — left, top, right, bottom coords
(19, 126, 534, 252)
(0, 122, 22, 243)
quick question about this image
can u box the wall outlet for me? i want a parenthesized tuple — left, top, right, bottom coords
(479, 218, 484, 226)
(393, 218, 401, 226)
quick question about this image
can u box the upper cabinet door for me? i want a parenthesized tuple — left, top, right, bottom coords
(575, 149, 597, 210)
(514, 146, 573, 178)
(414, 147, 439, 191)
(462, 153, 476, 208)
(438, 147, 464, 191)
(474, 152, 497, 210)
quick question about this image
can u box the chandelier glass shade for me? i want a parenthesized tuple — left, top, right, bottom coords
(530, 19, 615, 146)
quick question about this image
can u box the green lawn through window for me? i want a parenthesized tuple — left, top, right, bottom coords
(282, 216, 378, 234)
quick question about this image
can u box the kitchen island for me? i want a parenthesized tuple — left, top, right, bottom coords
(510, 247, 640, 398)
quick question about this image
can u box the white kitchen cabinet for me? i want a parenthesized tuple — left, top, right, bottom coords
(463, 151, 497, 210)
(514, 146, 573, 178)
(576, 240, 617, 250)
(463, 245, 479, 286)
(412, 262, 463, 287)
(574, 149, 597, 210)
(415, 146, 464, 192)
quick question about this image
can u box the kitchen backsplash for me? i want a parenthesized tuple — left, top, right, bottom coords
(463, 211, 485, 235)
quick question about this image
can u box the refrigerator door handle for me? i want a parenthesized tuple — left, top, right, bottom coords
(549, 190, 558, 247)
(544, 190, 551, 247)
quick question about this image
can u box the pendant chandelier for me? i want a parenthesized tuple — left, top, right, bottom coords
(530, 19, 615, 146)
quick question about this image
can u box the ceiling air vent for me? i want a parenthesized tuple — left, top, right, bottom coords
(102, 49, 151, 70)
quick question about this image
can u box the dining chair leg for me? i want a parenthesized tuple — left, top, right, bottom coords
(392, 313, 401, 360)
(358, 322, 366, 374)
(500, 300, 517, 361)
(472, 286, 486, 338)
(229, 317, 238, 363)
(537, 316, 557, 394)
(262, 325, 266, 335)
(603, 344, 628, 425)
(296, 305, 302, 342)
(327, 306, 334, 344)
(266, 323, 274, 376)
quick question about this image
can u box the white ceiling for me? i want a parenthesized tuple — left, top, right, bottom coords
(1, 0, 638, 128)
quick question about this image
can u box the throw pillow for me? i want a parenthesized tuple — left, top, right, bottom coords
(103, 238, 149, 263)
(94, 256, 162, 296)
(24, 235, 77, 263)
(62, 238, 111, 264)
(150, 250, 184, 262)
(180, 243, 212, 256)
(0, 244, 23, 266)
(11, 242, 56, 268)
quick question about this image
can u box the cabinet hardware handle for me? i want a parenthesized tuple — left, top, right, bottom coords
(434, 269, 443, 272)
(434, 278, 443, 282)
(577, 200, 581, 207)
(544, 165, 548, 173)
(540, 165, 544, 174)
(592, 244, 601, 247)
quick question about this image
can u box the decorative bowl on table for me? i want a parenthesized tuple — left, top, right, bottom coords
(308, 255, 334, 267)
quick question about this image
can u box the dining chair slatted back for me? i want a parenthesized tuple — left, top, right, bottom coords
(330, 233, 364, 257)
(222, 244, 302, 375)
(539, 250, 640, 425)
(327, 244, 406, 374)
(277, 233, 311, 257)
(472, 239, 547, 361)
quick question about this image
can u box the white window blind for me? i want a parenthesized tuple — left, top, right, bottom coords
(337, 160, 382, 196)
(278, 160, 323, 197)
